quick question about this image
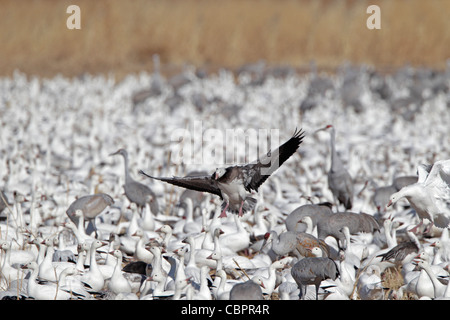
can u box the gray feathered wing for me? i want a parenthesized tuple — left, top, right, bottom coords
(242, 128, 305, 192)
(138, 170, 223, 199)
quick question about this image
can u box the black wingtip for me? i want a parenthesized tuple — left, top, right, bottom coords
(292, 128, 306, 145)
(139, 170, 152, 179)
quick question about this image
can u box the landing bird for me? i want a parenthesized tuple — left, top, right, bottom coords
(140, 128, 305, 217)
(387, 159, 450, 233)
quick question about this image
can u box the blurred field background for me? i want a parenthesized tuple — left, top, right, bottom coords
(1, 0, 449, 78)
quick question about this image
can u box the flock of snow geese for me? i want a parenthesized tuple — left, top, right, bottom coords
(0, 59, 449, 300)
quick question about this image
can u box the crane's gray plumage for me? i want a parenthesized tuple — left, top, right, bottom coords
(263, 230, 330, 259)
(291, 257, 339, 300)
(318, 125, 354, 209)
(229, 280, 264, 300)
(140, 129, 305, 217)
(110, 149, 159, 214)
(66, 193, 114, 236)
(66, 193, 114, 220)
(285, 202, 333, 233)
(317, 212, 379, 250)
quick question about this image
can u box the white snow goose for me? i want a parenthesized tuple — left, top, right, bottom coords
(387, 159, 450, 233)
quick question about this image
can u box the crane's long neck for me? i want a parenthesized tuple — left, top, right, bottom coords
(121, 153, 132, 184)
(329, 128, 344, 172)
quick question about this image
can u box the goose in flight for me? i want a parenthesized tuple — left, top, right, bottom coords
(140, 128, 305, 217)
(387, 159, 450, 233)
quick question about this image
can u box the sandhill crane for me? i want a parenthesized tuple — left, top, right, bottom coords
(285, 202, 333, 233)
(66, 193, 114, 237)
(317, 125, 354, 210)
(291, 256, 339, 300)
(110, 149, 159, 214)
(262, 230, 330, 259)
(316, 211, 379, 250)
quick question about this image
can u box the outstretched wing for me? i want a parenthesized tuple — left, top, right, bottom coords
(242, 128, 305, 192)
(421, 160, 450, 227)
(139, 170, 223, 199)
(423, 159, 450, 189)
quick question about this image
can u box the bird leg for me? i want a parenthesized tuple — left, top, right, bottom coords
(238, 200, 245, 217)
(409, 220, 423, 234)
(423, 221, 434, 234)
(219, 202, 229, 218)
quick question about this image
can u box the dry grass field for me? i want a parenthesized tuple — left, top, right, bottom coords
(0, 0, 449, 78)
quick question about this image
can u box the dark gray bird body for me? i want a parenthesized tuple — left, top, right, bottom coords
(378, 241, 419, 263)
(110, 149, 159, 214)
(263, 230, 330, 259)
(377, 229, 420, 264)
(328, 168, 354, 210)
(291, 257, 339, 300)
(317, 212, 379, 249)
(229, 280, 264, 300)
(66, 193, 114, 236)
(66, 193, 114, 221)
(140, 129, 305, 217)
(285, 202, 333, 233)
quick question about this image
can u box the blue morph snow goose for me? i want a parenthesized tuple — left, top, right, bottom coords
(140, 128, 305, 217)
